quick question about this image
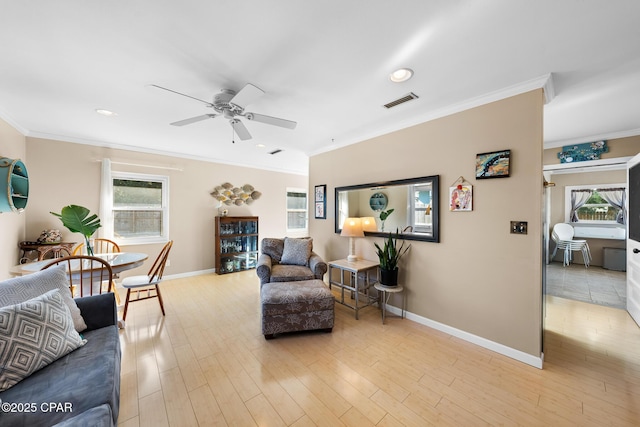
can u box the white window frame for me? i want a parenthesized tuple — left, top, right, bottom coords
(286, 187, 308, 234)
(564, 183, 625, 224)
(407, 184, 433, 233)
(107, 171, 170, 246)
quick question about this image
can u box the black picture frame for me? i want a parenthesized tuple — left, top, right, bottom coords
(476, 149, 511, 179)
(314, 184, 326, 219)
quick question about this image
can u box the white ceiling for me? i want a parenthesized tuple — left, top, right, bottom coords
(1, 1, 639, 175)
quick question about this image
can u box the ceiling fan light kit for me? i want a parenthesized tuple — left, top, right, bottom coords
(154, 83, 296, 141)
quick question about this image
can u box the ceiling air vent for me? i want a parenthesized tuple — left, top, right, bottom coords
(383, 92, 419, 109)
(269, 149, 282, 155)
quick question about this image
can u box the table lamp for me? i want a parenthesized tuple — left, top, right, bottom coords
(360, 216, 377, 232)
(341, 217, 364, 262)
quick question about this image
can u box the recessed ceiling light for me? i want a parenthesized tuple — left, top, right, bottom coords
(389, 68, 414, 83)
(95, 109, 117, 117)
(256, 143, 265, 148)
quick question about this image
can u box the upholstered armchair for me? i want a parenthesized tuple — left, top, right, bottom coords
(256, 237, 327, 285)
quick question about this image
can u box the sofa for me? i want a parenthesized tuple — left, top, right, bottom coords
(256, 237, 327, 285)
(0, 265, 121, 427)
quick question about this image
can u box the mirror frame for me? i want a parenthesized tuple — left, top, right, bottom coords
(334, 175, 440, 242)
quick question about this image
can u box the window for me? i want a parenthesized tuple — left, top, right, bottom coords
(565, 184, 626, 224)
(108, 172, 169, 244)
(408, 183, 433, 233)
(286, 188, 308, 231)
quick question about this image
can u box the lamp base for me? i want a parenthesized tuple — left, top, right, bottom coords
(346, 254, 358, 262)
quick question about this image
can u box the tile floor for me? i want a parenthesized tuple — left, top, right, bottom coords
(545, 261, 627, 309)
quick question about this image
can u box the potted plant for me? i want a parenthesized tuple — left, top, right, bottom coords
(51, 205, 101, 255)
(374, 229, 410, 286)
(379, 208, 394, 232)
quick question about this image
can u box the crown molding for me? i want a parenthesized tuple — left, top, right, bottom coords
(544, 128, 640, 149)
(310, 74, 554, 157)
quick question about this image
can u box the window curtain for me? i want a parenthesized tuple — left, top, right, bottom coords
(99, 158, 114, 239)
(570, 189, 592, 222)
(599, 188, 627, 224)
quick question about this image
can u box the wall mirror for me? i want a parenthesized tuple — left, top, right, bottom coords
(335, 175, 439, 242)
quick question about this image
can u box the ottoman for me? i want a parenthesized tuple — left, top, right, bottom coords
(261, 279, 335, 339)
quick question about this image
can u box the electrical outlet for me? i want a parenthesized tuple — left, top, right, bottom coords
(166, 259, 170, 267)
(510, 221, 528, 235)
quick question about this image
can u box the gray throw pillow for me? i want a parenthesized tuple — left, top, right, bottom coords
(262, 238, 284, 263)
(280, 237, 312, 266)
(0, 289, 87, 392)
(0, 264, 87, 332)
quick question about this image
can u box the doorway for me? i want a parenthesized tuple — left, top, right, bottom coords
(543, 160, 629, 309)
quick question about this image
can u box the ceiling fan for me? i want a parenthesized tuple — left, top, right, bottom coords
(151, 83, 297, 141)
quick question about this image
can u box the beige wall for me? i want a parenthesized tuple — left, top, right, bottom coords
(23, 137, 307, 278)
(310, 90, 544, 358)
(0, 119, 27, 279)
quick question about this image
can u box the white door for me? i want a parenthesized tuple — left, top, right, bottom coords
(627, 153, 640, 326)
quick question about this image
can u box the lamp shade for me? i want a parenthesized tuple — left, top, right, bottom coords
(341, 217, 364, 237)
(360, 216, 377, 232)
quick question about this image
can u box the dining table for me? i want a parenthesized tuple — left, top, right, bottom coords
(9, 252, 149, 277)
(9, 252, 148, 329)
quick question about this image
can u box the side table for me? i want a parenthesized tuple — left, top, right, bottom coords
(328, 258, 379, 319)
(18, 241, 77, 264)
(374, 283, 405, 324)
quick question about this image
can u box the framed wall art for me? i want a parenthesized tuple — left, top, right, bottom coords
(476, 149, 510, 179)
(314, 184, 326, 219)
(449, 176, 473, 212)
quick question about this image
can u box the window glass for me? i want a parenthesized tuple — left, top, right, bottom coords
(575, 190, 621, 222)
(409, 184, 433, 233)
(287, 189, 308, 231)
(110, 173, 169, 244)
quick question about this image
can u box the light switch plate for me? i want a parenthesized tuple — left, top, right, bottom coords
(511, 221, 528, 234)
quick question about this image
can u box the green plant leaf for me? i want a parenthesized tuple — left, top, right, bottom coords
(379, 208, 394, 221)
(51, 205, 101, 240)
(374, 228, 410, 270)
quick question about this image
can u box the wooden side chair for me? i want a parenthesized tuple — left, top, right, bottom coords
(41, 255, 114, 298)
(72, 238, 121, 304)
(39, 245, 72, 260)
(72, 238, 120, 255)
(121, 240, 173, 321)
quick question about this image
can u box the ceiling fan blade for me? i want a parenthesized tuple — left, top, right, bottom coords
(230, 119, 252, 140)
(230, 83, 264, 108)
(245, 112, 297, 129)
(170, 114, 217, 126)
(150, 84, 213, 106)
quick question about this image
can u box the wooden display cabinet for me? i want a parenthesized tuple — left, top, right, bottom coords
(215, 216, 259, 274)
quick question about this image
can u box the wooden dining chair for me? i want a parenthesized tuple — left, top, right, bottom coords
(72, 238, 121, 304)
(72, 238, 120, 255)
(41, 255, 114, 298)
(121, 240, 173, 321)
(39, 245, 73, 260)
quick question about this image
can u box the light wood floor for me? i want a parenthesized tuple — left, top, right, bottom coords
(117, 271, 640, 426)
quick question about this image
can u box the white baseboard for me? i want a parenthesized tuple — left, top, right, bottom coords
(384, 304, 543, 369)
(163, 268, 215, 280)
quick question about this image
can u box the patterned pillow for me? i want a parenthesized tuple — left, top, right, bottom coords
(261, 238, 284, 263)
(0, 264, 87, 332)
(280, 237, 313, 266)
(0, 289, 87, 392)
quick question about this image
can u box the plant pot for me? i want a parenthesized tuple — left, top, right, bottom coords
(380, 268, 398, 286)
